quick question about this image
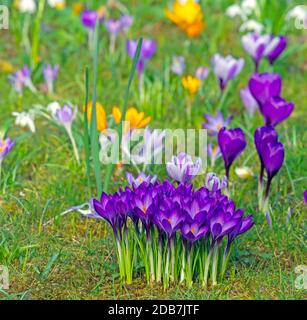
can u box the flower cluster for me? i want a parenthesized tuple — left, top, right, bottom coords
(91, 174, 254, 287)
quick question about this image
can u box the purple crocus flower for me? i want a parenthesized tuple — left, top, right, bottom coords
(120, 15, 133, 31)
(8, 66, 36, 94)
(211, 54, 244, 91)
(240, 87, 258, 116)
(166, 153, 202, 184)
(262, 96, 294, 127)
(195, 66, 209, 80)
(218, 127, 247, 178)
(126, 171, 157, 187)
(155, 202, 185, 239)
(81, 9, 99, 29)
(248, 72, 282, 111)
(228, 214, 254, 245)
(209, 209, 240, 243)
(106, 18, 122, 34)
(126, 39, 156, 83)
(205, 173, 228, 192)
(241, 32, 271, 71)
(54, 104, 77, 127)
(254, 126, 278, 181)
(181, 222, 209, 242)
(43, 64, 59, 94)
(265, 35, 287, 65)
(92, 193, 125, 238)
(304, 190, 307, 205)
(262, 141, 285, 182)
(171, 55, 185, 76)
(0, 138, 15, 160)
(255, 127, 284, 208)
(202, 110, 233, 136)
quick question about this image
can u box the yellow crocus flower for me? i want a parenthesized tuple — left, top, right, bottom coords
(0, 60, 14, 73)
(165, 0, 205, 38)
(72, 3, 83, 16)
(182, 75, 202, 95)
(84, 102, 108, 132)
(112, 106, 151, 132)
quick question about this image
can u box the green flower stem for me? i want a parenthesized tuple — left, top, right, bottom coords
(180, 242, 186, 283)
(157, 235, 162, 283)
(211, 244, 219, 286)
(116, 237, 124, 282)
(170, 237, 175, 282)
(203, 246, 213, 287)
(148, 234, 155, 283)
(186, 244, 193, 288)
(66, 126, 80, 165)
(164, 241, 170, 289)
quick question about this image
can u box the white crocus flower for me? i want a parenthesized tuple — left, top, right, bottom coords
(47, 0, 65, 8)
(226, 4, 246, 20)
(240, 20, 264, 33)
(12, 110, 36, 133)
(47, 101, 61, 117)
(18, 0, 36, 14)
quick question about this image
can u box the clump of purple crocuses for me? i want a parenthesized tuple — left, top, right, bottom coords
(90, 173, 254, 288)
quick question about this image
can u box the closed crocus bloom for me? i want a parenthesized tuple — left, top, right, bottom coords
(182, 75, 202, 95)
(43, 64, 59, 94)
(120, 15, 133, 31)
(262, 96, 294, 127)
(240, 86, 258, 116)
(211, 54, 244, 91)
(248, 72, 282, 110)
(195, 66, 209, 80)
(205, 172, 228, 192)
(254, 126, 278, 175)
(218, 127, 247, 178)
(55, 104, 77, 127)
(262, 141, 284, 181)
(166, 152, 202, 184)
(81, 9, 98, 29)
(265, 36, 287, 65)
(106, 18, 123, 34)
(165, 0, 205, 38)
(84, 102, 108, 132)
(241, 32, 271, 71)
(171, 55, 186, 76)
(304, 190, 307, 205)
(112, 106, 151, 132)
(18, 0, 36, 13)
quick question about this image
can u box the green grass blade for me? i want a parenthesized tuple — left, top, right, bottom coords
(90, 22, 102, 198)
(103, 38, 143, 193)
(83, 65, 91, 195)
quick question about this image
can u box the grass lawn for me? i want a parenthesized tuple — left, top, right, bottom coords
(0, 0, 306, 300)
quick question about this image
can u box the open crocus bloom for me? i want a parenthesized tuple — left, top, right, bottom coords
(126, 172, 157, 187)
(203, 110, 233, 136)
(112, 106, 151, 132)
(165, 0, 205, 38)
(182, 75, 202, 95)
